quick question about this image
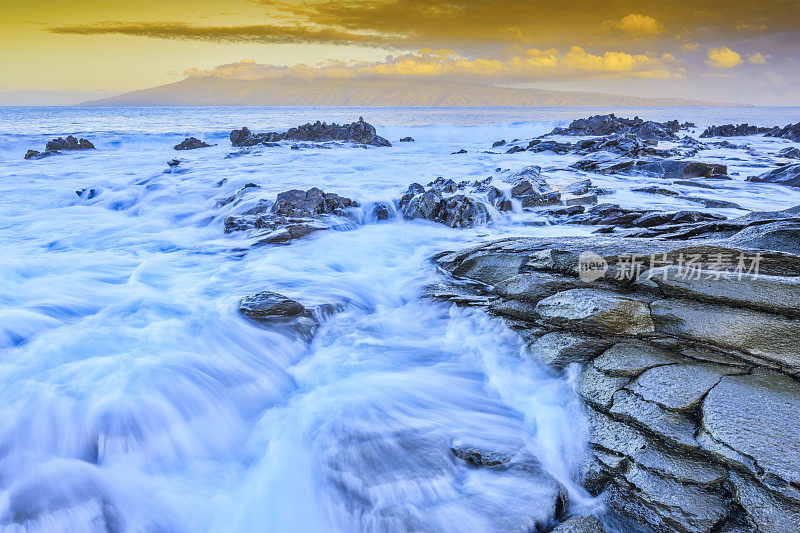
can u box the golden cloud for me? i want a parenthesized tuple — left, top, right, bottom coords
(748, 52, 769, 65)
(611, 14, 666, 36)
(706, 46, 742, 68)
(185, 47, 681, 82)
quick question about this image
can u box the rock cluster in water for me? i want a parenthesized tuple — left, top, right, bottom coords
(25, 135, 95, 159)
(549, 114, 694, 141)
(432, 226, 800, 533)
(238, 290, 343, 339)
(700, 121, 800, 142)
(230, 117, 391, 148)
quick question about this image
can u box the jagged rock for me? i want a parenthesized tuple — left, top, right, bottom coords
(634, 160, 727, 180)
(651, 299, 800, 371)
(167, 159, 181, 167)
(777, 146, 800, 159)
(551, 515, 605, 533)
(438, 195, 490, 227)
(566, 179, 593, 195)
(174, 137, 212, 150)
(531, 332, 614, 368)
(451, 148, 468, 154)
(526, 139, 573, 154)
(701, 370, 800, 498)
(550, 114, 679, 140)
(399, 179, 499, 228)
(230, 118, 391, 147)
(535, 289, 654, 335)
(491, 139, 506, 148)
(700, 124, 775, 138)
(399, 136, 414, 142)
(747, 163, 800, 188)
(571, 152, 636, 174)
(45, 135, 95, 151)
(765, 121, 800, 142)
(271, 188, 357, 217)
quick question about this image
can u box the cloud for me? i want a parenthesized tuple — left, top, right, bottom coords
(681, 42, 700, 52)
(47, 22, 404, 48)
(610, 14, 666, 36)
(185, 47, 680, 83)
(735, 24, 768, 31)
(748, 52, 769, 65)
(706, 46, 742, 68)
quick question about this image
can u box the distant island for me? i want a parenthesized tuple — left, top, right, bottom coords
(80, 77, 739, 107)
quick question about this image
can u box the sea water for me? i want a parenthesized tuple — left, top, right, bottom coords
(1, 106, 800, 532)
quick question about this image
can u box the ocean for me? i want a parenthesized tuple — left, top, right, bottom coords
(1, 106, 799, 532)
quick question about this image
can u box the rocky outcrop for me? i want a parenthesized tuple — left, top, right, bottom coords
(549, 114, 688, 141)
(700, 124, 775, 138)
(25, 135, 95, 159)
(747, 163, 800, 188)
(223, 187, 359, 244)
(778, 147, 800, 159)
(46, 135, 95, 151)
(239, 290, 342, 339)
(398, 177, 506, 228)
(230, 117, 391, 147)
(572, 156, 727, 180)
(766, 122, 800, 143)
(432, 232, 800, 533)
(174, 137, 212, 150)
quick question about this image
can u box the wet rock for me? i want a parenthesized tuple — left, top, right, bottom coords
(239, 291, 307, 318)
(777, 146, 800, 159)
(400, 179, 498, 228)
(506, 145, 526, 153)
(271, 187, 357, 217)
(701, 370, 800, 497)
(651, 299, 800, 371)
(634, 160, 727, 180)
(765, 121, 800, 143)
(628, 363, 741, 412)
(438, 195, 490, 228)
(579, 366, 630, 408)
(76, 188, 98, 200)
(174, 137, 212, 150)
(399, 136, 414, 142)
(608, 389, 700, 450)
(450, 436, 522, 466)
(535, 289, 654, 336)
(647, 266, 800, 316)
(550, 114, 679, 141)
(526, 139, 573, 154)
(24, 149, 58, 160)
(494, 272, 581, 302)
(571, 152, 636, 174)
(451, 148, 467, 154)
(611, 464, 729, 533)
(728, 471, 800, 533)
(531, 332, 614, 368)
(681, 197, 743, 209)
(167, 159, 181, 167)
(230, 118, 391, 147)
(593, 341, 683, 376)
(551, 515, 605, 533)
(491, 139, 506, 148)
(45, 135, 95, 151)
(565, 194, 598, 206)
(700, 124, 775, 138)
(747, 163, 800, 188)
(565, 179, 593, 195)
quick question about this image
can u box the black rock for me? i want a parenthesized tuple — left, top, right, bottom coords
(24, 149, 58, 160)
(271, 188, 357, 217)
(700, 123, 775, 138)
(550, 114, 678, 141)
(231, 118, 391, 147)
(76, 188, 98, 199)
(46, 135, 95, 151)
(239, 291, 307, 318)
(778, 147, 800, 159)
(174, 137, 212, 150)
(452, 149, 468, 154)
(492, 139, 507, 148)
(399, 137, 414, 142)
(167, 159, 181, 167)
(766, 122, 800, 142)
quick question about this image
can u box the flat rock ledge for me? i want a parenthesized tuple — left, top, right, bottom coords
(431, 234, 800, 533)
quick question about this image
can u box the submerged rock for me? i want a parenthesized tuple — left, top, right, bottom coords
(24, 149, 58, 160)
(174, 137, 212, 150)
(238, 290, 342, 339)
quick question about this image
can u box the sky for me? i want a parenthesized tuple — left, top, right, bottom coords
(2, 0, 799, 105)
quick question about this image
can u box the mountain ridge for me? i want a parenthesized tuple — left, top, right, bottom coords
(80, 77, 741, 107)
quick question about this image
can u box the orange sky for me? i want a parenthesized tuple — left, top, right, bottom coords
(2, 0, 799, 104)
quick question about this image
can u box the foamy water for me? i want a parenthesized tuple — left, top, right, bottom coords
(1, 106, 799, 532)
